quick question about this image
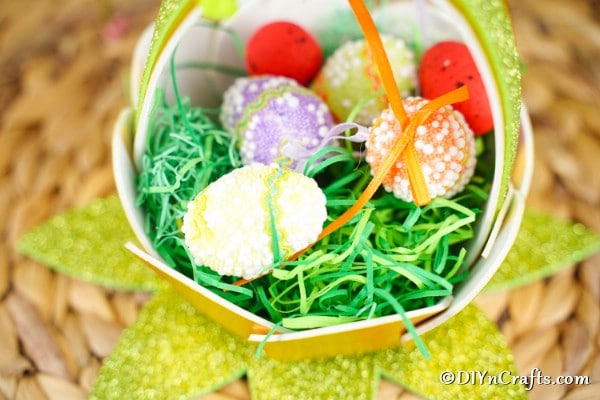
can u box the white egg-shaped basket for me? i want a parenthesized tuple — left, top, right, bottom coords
(113, 0, 531, 360)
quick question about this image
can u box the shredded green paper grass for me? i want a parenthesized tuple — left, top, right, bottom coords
(137, 92, 491, 335)
(135, 27, 492, 357)
(136, 89, 242, 278)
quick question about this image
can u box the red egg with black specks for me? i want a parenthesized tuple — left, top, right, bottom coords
(245, 21, 323, 86)
(419, 41, 493, 136)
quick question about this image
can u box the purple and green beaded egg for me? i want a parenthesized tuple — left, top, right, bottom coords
(220, 76, 335, 168)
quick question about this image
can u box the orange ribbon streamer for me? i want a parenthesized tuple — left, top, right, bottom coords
(349, 0, 429, 205)
(289, 85, 470, 260)
(233, 0, 470, 286)
(349, 0, 408, 125)
(290, 0, 470, 258)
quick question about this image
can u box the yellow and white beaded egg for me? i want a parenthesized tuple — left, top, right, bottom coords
(181, 164, 327, 279)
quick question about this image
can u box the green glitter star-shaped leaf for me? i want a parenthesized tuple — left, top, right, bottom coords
(16, 198, 600, 399)
(17, 196, 161, 291)
(376, 305, 527, 399)
(90, 288, 252, 400)
(486, 209, 600, 291)
(90, 289, 526, 399)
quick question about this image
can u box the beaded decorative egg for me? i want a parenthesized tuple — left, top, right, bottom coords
(221, 77, 335, 167)
(245, 21, 323, 85)
(366, 97, 477, 202)
(182, 163, 327, 280)
(419, 41, 493, 136)
(312, 35, 416, 125)
(220, 75, 298, 133)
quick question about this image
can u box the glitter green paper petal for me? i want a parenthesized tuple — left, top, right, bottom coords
(248, 353, 378, 400)
(376, 305, 527, 399)
(91, 288, 252, 400)
(17, 196, 160, 291)
(137, 0, 195, 117)
(451, 0, 522, 206)
(486, 209, 600, 291)
(137, 0, 237, 118)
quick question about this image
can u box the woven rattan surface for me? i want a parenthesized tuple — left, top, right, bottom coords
(1, 0, 599, 399)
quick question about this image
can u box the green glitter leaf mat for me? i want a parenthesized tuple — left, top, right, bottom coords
(16, 194, 600, 294)
(17, 196, 162, 292)
(486, 209, 600, 291)
(16, 196, 600, 398)
(90, 288, 252, 400)
(91, 289, 527, 400)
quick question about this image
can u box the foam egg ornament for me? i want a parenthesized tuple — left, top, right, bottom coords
(182, 164, 327, 280)
(419, 41, 493, 136)
(114, 0, 530, 360)
(245, 21, 323, 86)
(366, 97, 477, 202)
(220, 75, 298, 133)
(225, 80, 336, 167)
(312, 35, 416, 125)
(219, 75, 335, 168)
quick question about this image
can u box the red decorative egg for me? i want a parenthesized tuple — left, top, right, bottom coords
(245, 21, 323, 86)
(419, 41, 493, 136)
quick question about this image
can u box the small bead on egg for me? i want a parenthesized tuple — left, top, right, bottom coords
(312, 36, 416, 125)
(182, 164, 327, 279)
(365, 97, 476, 202)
